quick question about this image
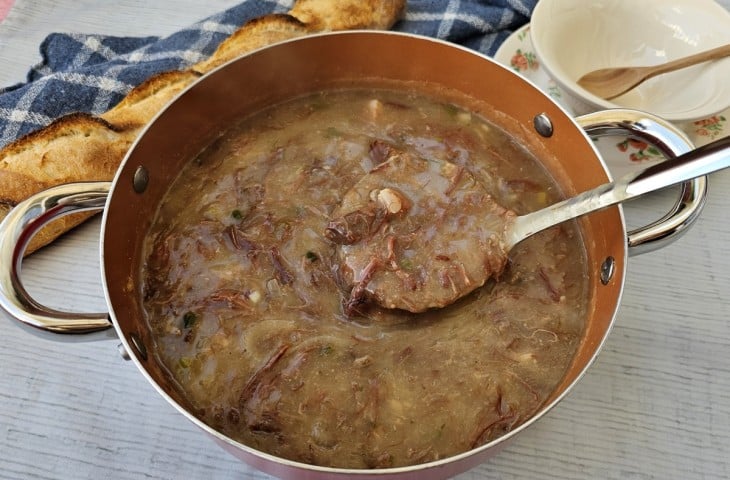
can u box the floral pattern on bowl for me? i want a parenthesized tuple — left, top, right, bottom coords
(495, 24, 729, 177)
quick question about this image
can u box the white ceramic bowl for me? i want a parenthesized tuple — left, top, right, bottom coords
(530, 0, 730, 123)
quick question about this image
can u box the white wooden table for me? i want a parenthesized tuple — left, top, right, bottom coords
(1, 2, 730, 479)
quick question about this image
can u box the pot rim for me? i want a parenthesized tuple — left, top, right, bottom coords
(100, 29, 625, 476)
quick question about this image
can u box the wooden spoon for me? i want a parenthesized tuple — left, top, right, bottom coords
(577, 44, 730, 100)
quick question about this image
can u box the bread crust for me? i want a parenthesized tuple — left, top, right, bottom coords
(289, 0, 406, 30)
(101, 70, 202, 127)
(0, 0, 406, 255)
(192, 14, 312, 74)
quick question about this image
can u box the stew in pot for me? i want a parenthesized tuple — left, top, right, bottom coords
(141, 88, 589, 469)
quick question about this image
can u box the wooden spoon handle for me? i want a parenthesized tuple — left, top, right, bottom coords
(649, 44, 730, 78)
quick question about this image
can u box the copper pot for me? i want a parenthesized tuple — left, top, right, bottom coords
(0, 32, 707, 479)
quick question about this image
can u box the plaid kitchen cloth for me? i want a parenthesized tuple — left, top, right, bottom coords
(0, 0, 537, 148)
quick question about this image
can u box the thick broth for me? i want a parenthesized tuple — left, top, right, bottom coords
(141, 89, 588, 469)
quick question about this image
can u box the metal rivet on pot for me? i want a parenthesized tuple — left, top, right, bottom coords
(600, 256, 615, 285)
(533, 113, 554, 138)
(129, 333, 148, 361)
(133, 165, 149, 194)
(117, 343, 131, 361)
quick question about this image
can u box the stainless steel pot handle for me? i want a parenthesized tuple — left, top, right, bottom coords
(577, 109, 707, 256)
(0, 181, 115, 341)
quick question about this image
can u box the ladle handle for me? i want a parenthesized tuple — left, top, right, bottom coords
(0, 182, 115, 341)
(509, 135, 730, 246)
(627, 136, 729, 196)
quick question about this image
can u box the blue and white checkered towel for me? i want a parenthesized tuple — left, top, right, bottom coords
(0, 0, 536, 149)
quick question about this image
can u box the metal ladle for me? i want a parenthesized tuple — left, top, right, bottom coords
(334, 135, 730, 314)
